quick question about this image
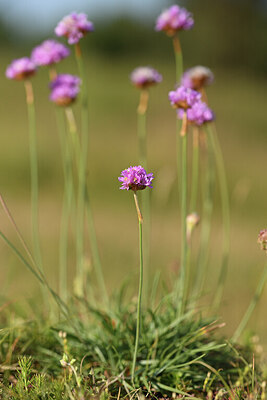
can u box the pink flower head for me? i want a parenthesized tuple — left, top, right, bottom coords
(178, 100, 214, 126)
(155, 5, 194, 36)
(50, 74, 81, 106)
(130, 66, 162, 89)
(6, 57, 36, 81)
(169, 85, 201, 110)
(55, 12, 94, 44)
(258, 230, 267, 252)
(31, 40, 70, 66)
(181, 66, 214, 90)
(118, 166, 154, 191)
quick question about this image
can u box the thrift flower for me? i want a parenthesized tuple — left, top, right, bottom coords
(6, 57, 36, 80)
(169, 86, 201, 110)
(258, 230, 267, 252)
(178, 100, 214, 126)
(155, 5, 194, 36)
(118, 166, 154, 191)
(55, 12, 94, 44)
(31, 40, 70, 66)
(181, 66, 214, 90)
(130, 66, 162, 89)
(50, 74, 81, 106)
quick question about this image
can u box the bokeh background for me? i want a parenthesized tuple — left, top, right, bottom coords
(0, 0, 267, 350)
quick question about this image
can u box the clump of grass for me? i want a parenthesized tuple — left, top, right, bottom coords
(0, 294, 266, 399)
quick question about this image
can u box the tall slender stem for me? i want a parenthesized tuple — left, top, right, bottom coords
(137, 90, 149, 169)
(74, 43, 89, 297)
(56, 109, 73, 303)
(173, 35, 183, 83)
(137, 90, 150, 302)
(84, 187, 109, 305)
(178, 113, 188, 316)
(192, 128, 214, 300)
(24, 80, 44, 283)
(74, 43, 107, 303)
(232, 262, 267, 343)
(65, 107, 108, 304)
(190, 127, 200, 212)
(173, 33, 184, 226)
(65, 107, 85, 296)
(207, 124, 230, 311)
(132, 192, 143, 385)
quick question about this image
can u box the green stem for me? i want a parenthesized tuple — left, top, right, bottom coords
(75, 43, 107, 302)
(173, 34, 184, 205)
(178, 113, 188, 316)
(137, 90, 150, 303)
(132, 193, 144, 385)
(173, 35, 183, 83)
(65, 107, 84, 297)
(56, 109, 73, 303)
(190, 127, 199, 212)
(192, 129, 214, 299)
(65, 108, 108, 304)
(207, 124, 230, 311)
(85, 187, 109, 305)
(24, 81, 43, 272)
(74, 43, 88, 297)
(137, 90, 148, 169)
(232, 262, 267, 343)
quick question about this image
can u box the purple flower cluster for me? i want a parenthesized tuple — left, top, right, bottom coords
(169, 85, 214, 126)
(55, 12, 94, 44)
(178, 100, 214, 126)
(155, 5, 194, 36)
(258, 230, 267, 252)
(169, 86, 201, 110)
(50, 74, 81, 106)
(130, 67, 162, 89)
(6, 57, 36, 81)
(31, 40, 70, 66)
(181, 66, 214, 90)
(118, 166, 154, 191)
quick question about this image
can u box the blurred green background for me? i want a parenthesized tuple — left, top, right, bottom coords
(0, 0, 267, 350)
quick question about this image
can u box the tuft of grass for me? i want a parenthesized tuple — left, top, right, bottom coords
(0, 294, 266, 399)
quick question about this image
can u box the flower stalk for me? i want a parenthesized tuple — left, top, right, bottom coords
(232, 262, 267, 343)
(190, 127, 200, 212)
(56, 108, 73, 303)
(24, 80, 44, 276)
(207, 123, 230, 311)
(178, 112, 188, 316)
(173, 35, 183, 83)
(131, 191, 143, 385)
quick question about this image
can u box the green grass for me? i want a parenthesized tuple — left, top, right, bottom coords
(0, 293, 266, 399)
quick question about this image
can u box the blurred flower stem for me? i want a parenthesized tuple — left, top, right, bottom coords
(74, 43, 107, 303)
(24, 80, 44, 296)
(132, 191, 143, 385)
(137, 89, 150, 302)
(56, 108, 73, 303)
(192, 128, 215, 300)
(173, 35, 183, 83)
(178, 112, 188, 316)
(74, 42, 89, 297)
(206, 123, 230, 311)
(65, 107, 108, 304)
(190, 127, 200, 212)
(232, 262, 267, 343)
